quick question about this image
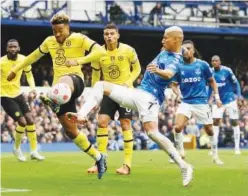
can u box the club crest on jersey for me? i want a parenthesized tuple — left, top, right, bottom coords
(195, 68, 201, 75)
(66, 41, 71, 46)
(181, 71, 185, 75)
(118, 56, 124, 61)
(221, 76, 226, 81)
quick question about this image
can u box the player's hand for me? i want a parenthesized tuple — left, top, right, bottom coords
(65, 60, 78, 67)
(175, 95, 181, 104)
(28, 89, 37, 100)
(7, 71, 16, 81)
(237, 98, 244, 110)
(216, 99, 222, 108)
(147, 64, 159, 73)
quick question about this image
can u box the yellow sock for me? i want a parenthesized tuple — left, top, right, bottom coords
(73, 132, 101, 161)
(97, 128, 108, 154)
(123, 129, 133, 168)
(15, 125, 25, 149)
(26, 124, 37, 152)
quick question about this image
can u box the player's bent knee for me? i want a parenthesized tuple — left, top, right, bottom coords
(98, 120, 109, 128)
(24, 113, 34, 124)
(120, 119, 131, 130)
(175, 124, 184, 133)
(17, 117, 27, 127)
(204, 124, 214, 136)
(94, 81, 114, 96)
(213, 119, 221, 126)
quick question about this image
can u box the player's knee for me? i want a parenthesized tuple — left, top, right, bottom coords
(213, 119, 221, 126)
(231, 119, 238, 126)
(174, 124, 183, 133)
(120, 119, 131, 130)
(63, 128, 78, 139)
(94, 81, 113, 96)
(204, 124, 213, 136)
(24, 113, 34, 124)
(98, 118, 109, 128)
(17, 117, 27, 127)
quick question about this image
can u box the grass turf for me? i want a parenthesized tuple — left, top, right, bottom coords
(1, 150, 247, 196)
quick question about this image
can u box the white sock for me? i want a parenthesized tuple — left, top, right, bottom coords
(147, 131, 187, 169)
(78, 82, 104, 117)
(233, 126, 240, 150)
(175, 132, 185, 157)
(209, 135, 218, 158)
(213, 126, 219, 146)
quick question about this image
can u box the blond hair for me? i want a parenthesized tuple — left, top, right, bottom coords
(50, 13, 70, 25)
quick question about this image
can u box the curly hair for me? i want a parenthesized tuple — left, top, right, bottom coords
(50, 13, 70, 25)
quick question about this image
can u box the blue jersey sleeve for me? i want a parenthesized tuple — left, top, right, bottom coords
(164, 57, 180, 74)
(203, 62, 213, 80)
(228, 69, 241, 97)
(172, 72, 180, 83)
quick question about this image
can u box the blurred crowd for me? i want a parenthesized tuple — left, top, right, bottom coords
(1, 61, 248, 150)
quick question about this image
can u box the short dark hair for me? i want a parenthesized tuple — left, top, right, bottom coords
(7, 39, 19, 44)
(104, 23, 119, 32)
(183, 40, 194, 47)
(183, 40, 202, 59)
(50, 13, 70, 25)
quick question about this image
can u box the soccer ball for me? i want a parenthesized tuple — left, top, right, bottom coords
(48, 83, 72, 105)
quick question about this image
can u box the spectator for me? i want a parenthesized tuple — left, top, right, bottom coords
(109, 2, 126, 24)
(148, 2, 163, 25)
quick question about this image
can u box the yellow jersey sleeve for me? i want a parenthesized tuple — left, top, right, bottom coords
(82, 35, 96, 52)
(39, 37, 50, 54)
(128, 48, 138, 64)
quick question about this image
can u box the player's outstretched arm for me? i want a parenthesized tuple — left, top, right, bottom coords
(208, 77, 222, 107)
(13, 49, 44, 74)
(24, 68, 36, 90)
(7, 48, 45, 81)
(147, 64, 175, 80)
(77, 44, 106, 65)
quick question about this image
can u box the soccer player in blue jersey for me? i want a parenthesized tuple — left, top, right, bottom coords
(171, 40, 224, 165)
(211, 55, 242, 154)
(66, 26, 193, 187)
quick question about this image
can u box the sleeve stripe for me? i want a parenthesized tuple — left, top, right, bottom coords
(39, 46, 48, 54)
(92, 67, 101, 71)
(24, 70, 32, 73)
(88, 42, 97, 53)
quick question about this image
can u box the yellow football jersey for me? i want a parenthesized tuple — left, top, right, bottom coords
(1, 54, 31, 98)
(92, 43, 139, 87)
(39, 32, 95, 84)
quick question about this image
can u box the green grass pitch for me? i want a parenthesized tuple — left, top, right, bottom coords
(1, 150, 247, 196)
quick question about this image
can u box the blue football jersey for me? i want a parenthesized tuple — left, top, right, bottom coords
(174, 59, 212, 104)
(212, 66, 240, 104)
(140, 50, 182, 105)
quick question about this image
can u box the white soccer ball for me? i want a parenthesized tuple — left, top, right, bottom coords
(48, 83, 72, 105)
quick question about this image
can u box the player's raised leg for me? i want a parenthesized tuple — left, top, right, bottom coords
(66, 81, 117, 123)
(56, 75, 107, 179)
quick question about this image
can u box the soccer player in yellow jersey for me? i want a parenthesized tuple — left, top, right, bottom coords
(1, 39, 44, 161)
(7, 13, 107, 179)
(85, 24, 141, 175)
